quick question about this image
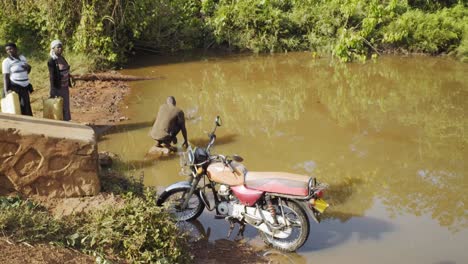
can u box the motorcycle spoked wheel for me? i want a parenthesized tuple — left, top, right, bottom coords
(259, 199, 310, 252)
(157, 187, 205, 221)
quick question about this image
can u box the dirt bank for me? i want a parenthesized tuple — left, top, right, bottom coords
(0, 239, 95, 264)
(69, 72, 133, 125)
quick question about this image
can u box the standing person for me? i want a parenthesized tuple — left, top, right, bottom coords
(48, 39, 73, 121)
(149, 96, 188, 150)
(2, 43, 33, 115)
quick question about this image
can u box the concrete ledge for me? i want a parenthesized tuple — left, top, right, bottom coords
(0, 113, 100, 197)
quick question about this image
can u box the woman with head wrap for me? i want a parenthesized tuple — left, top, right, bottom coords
(2, 42, 33, 116)
(48, 39, 73, 121)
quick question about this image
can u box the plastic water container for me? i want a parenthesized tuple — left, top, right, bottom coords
(0, 91, 21, 114)
(43, 97, 63, 120)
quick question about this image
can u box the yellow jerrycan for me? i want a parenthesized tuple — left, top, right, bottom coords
(0, 91, 21, 114)
(43, 96, 63, 120)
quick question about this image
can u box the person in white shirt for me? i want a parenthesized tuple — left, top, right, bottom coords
(2, 43, 33, 116)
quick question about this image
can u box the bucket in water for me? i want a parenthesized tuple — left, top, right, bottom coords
(0, 91, 21, 114)
(43, 97, 64, 120)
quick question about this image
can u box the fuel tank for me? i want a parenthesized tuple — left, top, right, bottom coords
(207, 161, 247, 186)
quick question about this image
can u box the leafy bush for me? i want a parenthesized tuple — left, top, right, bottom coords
(0, 0, 205, 67)
(208, 0, 467, 61)
(0, 192, 191, 263)
(408, 0, 461, 11)
(100, 169, 145, 196)
(0, 196, 66, 243)
(206, 0, 303, 52)
(67, 190, 190, 263)
(455, 28, 468, 62)
(383, 4, 468, 54)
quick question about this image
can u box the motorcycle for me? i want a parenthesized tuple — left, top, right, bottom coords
(157, 116, 329, 252)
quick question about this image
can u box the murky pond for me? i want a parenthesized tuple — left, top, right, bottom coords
(99, 52, 467, 263)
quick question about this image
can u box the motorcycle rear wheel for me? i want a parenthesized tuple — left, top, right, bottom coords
(157, 187, 205, 221)
(259, 199, 310, 252)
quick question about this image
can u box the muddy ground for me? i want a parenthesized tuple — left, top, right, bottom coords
(69, 73, 133, 125)
(1, 73, 266, 264)
(0, 239, 95, 264)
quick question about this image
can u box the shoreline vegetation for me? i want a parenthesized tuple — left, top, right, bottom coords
(1, 0, 467, 263)
(0, 0, 466, 67)
(0, 0, 466, 115)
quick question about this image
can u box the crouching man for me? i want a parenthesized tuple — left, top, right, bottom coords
(149, 96, 188, 152)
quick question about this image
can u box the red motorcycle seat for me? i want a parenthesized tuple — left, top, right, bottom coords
(244, 172, 310, 197)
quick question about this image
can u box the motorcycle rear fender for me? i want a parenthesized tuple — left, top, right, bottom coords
(298, 201, 320, 223)
(267, 194, 319, 224)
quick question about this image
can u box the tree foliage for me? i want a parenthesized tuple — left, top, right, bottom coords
(0, 0, 466, 64)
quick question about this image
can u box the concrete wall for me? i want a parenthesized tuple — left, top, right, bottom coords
(0, 113, 100, 197)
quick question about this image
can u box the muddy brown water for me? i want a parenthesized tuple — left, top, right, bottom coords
(98, 52, 468, 263)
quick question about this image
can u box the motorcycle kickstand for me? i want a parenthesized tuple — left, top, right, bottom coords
(234, 222, 246, 240)
(226, 216, 235, 238)
(225, 217, 245, 239)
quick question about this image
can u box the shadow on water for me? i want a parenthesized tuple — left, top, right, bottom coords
(253, 213, 394, 262)
(114, 159, 156, 170)
(179, 219, 267, 263)
(182, 211, 392, 262)
(325, 178, 364, 206)
(113, 153, 180, 170)
(301, 213, 394, 252)
(125, 50, 255, 69)
(91, 121, 154, 138)
(189, 133, 238, 148)
(261, 249, 307, 264)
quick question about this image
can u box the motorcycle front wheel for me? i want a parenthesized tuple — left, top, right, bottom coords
(259, 199, 310, 252)
(157, 187, 205, 221)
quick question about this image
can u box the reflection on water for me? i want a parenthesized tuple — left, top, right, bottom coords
(99, 52, 468, 263)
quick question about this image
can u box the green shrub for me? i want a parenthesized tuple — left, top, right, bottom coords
(0, 191, 191, 263)
(455, 28, 468, 62)
(67, 190, 190, 263)
(0, 196, 66, 243)
(99, 170, 145, 196)
(383, 4, 467, 54)
(0, 0, 205, 67)
(408, 0, 461, 11)
(207, 0, 303, 52)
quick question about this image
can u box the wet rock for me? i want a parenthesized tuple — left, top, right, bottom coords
(146, 145, 177, 158)
(98, 151, 118, 168)
(0, 113, 100, 197)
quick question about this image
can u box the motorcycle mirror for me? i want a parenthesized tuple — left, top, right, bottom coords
(215, 116, 222, 127)
(232, 154, 244, 162)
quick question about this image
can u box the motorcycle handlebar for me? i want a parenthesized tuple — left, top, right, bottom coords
(206, 116, 221, 152)
(206, 133, 216, 152)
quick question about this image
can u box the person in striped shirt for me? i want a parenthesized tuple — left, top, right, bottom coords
(2, 42, 33, 116)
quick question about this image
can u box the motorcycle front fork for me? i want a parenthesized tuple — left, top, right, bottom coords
(181, 174, 220, 212)
(180, 175, 200, 210)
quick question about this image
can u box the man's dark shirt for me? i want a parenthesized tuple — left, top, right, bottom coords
(150, 103, 185, 141)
